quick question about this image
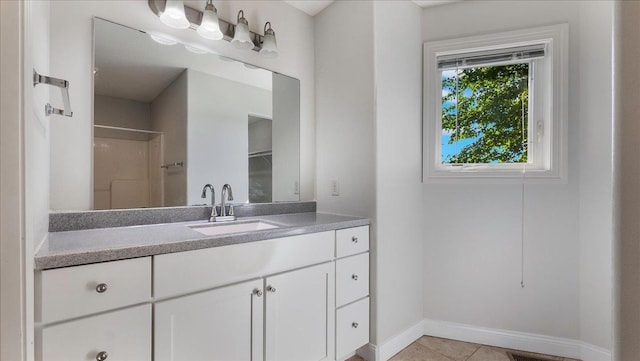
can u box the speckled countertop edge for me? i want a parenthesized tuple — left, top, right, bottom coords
(35, 212, 369, 270)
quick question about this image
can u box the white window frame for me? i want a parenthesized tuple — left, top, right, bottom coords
(423, 24, 568, 183)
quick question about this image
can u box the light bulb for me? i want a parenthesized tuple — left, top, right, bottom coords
(160, 0, 190, 29)
(259, 22, 278, 58)
(231, 10, 255, 50)
(197, 0, 223, 40)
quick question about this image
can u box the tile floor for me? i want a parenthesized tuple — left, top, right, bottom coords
(347, 336, 581, 361)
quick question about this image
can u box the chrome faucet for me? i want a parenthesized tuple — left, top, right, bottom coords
(220, 184, 235, 220)
(201, 184, 217, 222)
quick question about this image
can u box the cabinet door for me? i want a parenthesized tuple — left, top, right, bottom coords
(154, 279, 263, 361)
(39, 304, 151, 361)
(265, 262, 335, 361)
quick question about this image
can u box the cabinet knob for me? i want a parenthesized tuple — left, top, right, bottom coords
(352, 274, 359, 281)
(96, 351, 108, 361)
(95, 283, 108, 294)
(253, 288, 263, 297)
(267, 285, 276, 293)
(352, 322, 359, 329)
(352, 236, 358, 243)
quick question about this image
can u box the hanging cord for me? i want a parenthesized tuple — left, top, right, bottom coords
(520, 71, 527, 289)
(521, 182, 525, 288)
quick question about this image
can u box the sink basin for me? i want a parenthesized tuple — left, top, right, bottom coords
(188, 221, 279, 236)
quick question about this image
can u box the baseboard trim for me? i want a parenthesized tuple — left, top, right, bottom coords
(421, 318, 611, 361)
(377, 321, 424, 361)
(579, 341, 612, 361)
(357, 343, 378, 361)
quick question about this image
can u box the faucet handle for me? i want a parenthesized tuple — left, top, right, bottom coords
(229, 205, 234, 216)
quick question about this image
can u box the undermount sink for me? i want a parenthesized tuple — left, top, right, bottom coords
(188, 221, 279, 236)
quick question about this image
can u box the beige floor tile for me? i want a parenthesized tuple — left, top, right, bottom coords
(416, 336, 480, 361)
(390, 342, 456, 361)
(466, 346, 512, 361)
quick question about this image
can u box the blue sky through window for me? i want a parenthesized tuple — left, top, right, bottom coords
(441, 70, 480, 163)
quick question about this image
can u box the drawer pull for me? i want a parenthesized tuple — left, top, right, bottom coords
(253, 288, 263, 297)
(352, 274, 359, 281)
(352, 322, 359, 328)
(267, 285, 276, 293)
(95, 283, 108, 294)
(352, 236, 358, 243)
(96, 351, 108, 361)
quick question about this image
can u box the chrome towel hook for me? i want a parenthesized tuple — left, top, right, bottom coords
(33, 69, 73, 117)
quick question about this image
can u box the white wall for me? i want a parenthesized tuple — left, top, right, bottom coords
(315, 1, 425, 352)
(94, 95, 151, 130)
(187, 69, 271, 205)
(272, 73, 300, 201)
(49, 0, 315, 210)
(578, 1, 613, 353)
(422, 0, 582, 341)
(151, 70, 188, 207)
(314, 0, 377, 344)
(315, 1, 376, 219)
(372, 0, 424, 350)
(422, 1, 614, 357)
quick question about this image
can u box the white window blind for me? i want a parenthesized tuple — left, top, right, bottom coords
(437, 44, 546, 70)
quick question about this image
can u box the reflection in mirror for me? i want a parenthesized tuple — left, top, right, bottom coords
(93, 18, 300, 210)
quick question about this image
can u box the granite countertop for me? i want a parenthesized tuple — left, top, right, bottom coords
(35, 212, 369, 270)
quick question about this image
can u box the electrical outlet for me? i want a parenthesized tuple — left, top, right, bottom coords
(331, 179, 340, 196)
(294, 181, 300, 195)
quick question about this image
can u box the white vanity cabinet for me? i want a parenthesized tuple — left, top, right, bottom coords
(154, 262, 335, 361)
(35, 257, 152, 361)
(36, 224, 370, 361)
(265, 262, 335, 361)
(154, 279, 264, 361)
(335, 226, 371, 360)
(39, 304, 151, 361)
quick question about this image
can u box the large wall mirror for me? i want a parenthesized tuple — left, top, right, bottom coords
(93, 18, 300, 210)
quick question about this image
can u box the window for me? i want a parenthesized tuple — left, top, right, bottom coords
(423, 25, 568, 182)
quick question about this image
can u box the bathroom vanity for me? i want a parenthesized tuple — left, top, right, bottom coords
(34, 212, 370, 361)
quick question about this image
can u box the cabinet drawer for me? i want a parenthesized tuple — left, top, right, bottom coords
(336, 226, 369, 258)
(38, 257, 151, 324)
(336, 297, 370, 359)
(154, 231, 335, 298)
(38, 304, 151, 361)
(336, 253, 369, 307)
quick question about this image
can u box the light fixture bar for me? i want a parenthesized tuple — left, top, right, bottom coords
(148, 0, 265, 52)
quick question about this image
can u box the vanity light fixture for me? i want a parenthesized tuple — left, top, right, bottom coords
(159, 0, 190, 29)
(259, 22, 278, 58)
(148, 0, 278, 56)
(197, 0, 223, 40)
(231, 10, 255, 50)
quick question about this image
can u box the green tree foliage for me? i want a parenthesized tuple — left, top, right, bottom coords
(442, 63, 529, 164)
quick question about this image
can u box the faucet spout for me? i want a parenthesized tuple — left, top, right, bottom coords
(220, 184, 234, 217)
(201, 184, 216, 222)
